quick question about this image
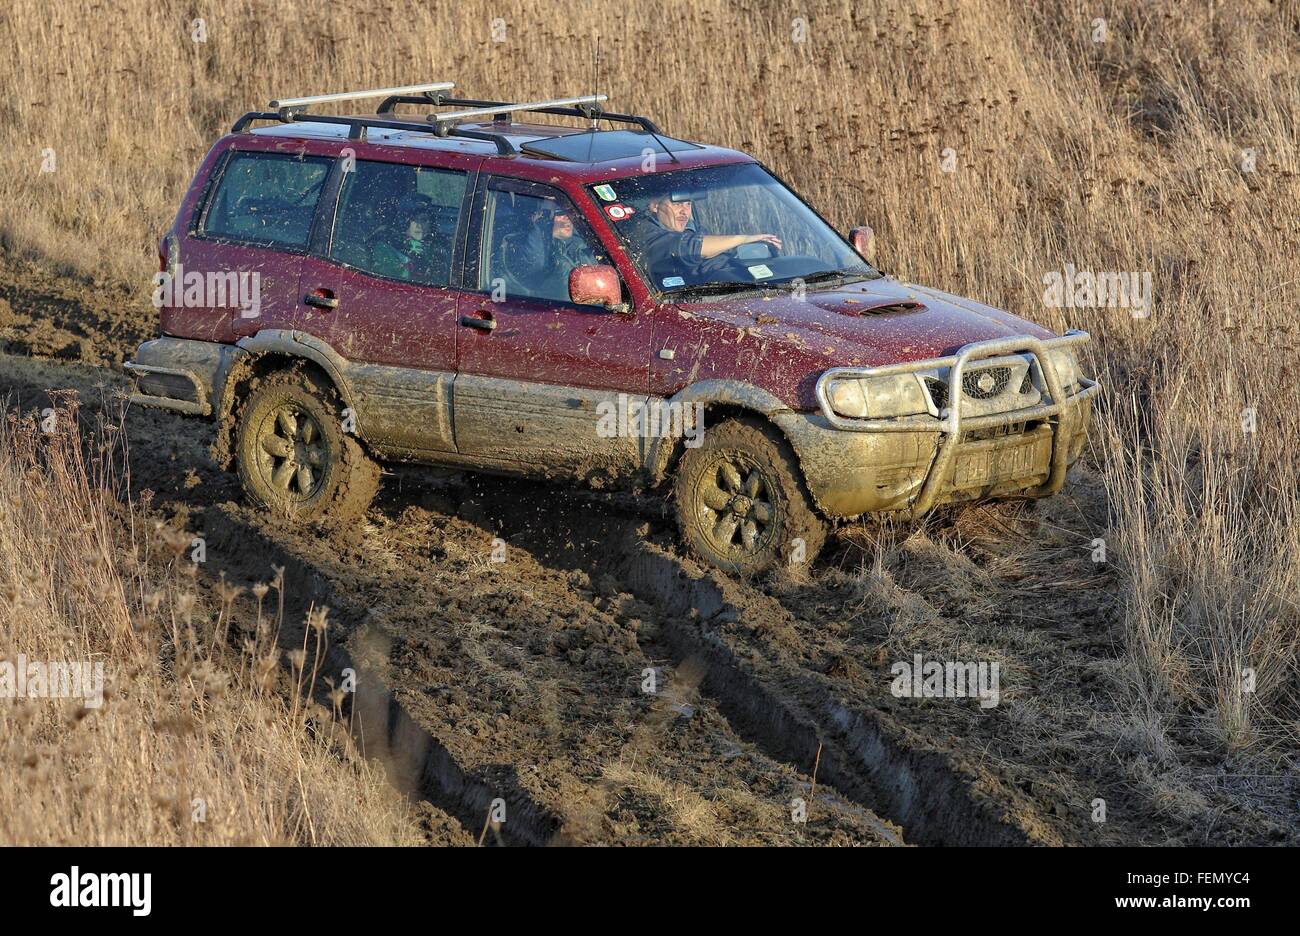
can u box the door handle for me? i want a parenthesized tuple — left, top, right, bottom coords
(303, 291, 338, 310)
(460, 313, 496, 332)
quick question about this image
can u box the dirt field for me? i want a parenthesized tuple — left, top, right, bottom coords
(3, 256, 1295, 846)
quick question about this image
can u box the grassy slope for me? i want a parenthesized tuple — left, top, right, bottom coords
(0, 0, 1296, 817)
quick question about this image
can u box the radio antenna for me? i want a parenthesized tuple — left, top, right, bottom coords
(584, 33, 600, 163)
(592, 34, 601, 129)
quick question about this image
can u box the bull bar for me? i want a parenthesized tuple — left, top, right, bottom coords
(814, 329, 1101, 517)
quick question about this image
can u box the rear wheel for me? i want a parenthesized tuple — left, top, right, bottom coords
(673, 417, 826, 575)
(235, 368, 379, 521)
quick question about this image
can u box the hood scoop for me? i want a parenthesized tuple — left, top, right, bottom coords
(832, 298, 925, 317)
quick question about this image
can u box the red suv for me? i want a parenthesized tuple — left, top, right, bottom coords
(129, 82, 1099, 574)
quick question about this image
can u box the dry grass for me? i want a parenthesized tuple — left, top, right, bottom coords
(0, 0, 1296, 759)
(0, 396, 423, 845)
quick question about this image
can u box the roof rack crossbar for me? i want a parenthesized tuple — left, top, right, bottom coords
(428, 95, 608, 125)
(235, 86, 666, 157)
(378, 92, 664, 135)
(269, 82, 454, 110)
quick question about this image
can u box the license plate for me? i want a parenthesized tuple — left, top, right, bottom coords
(953, 438, 1040, 487)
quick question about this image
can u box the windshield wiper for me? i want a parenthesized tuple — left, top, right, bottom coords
(781, 269, 872, 287)
(672, 280, 773, 298)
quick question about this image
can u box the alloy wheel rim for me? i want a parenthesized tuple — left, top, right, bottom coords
(696, 453, 777, 557)
(256, 404, 328, 501)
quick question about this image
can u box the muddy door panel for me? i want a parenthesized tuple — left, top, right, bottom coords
(453, 374, 648, 479)
(308, 261, 459, 454)
(346, 364, 456, 457)
(307, 158, 475, 454)
(454, 175, 652, 478)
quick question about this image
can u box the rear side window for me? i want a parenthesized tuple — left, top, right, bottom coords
(201, 151, 331, 249)
(329, 161, 467, 286)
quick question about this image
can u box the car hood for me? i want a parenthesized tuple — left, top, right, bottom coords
(673, 276, 1056, 366)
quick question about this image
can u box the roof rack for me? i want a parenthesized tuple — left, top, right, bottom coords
(231, 83, 672, 159)
(233, 81, 513, 154)
(377, 90, 666, 137)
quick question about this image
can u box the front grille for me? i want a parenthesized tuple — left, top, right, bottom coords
(962, 366, 1010, 400)
(925, 362, 1034, 413)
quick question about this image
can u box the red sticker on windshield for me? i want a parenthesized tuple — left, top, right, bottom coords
(605, 203, 635, 220)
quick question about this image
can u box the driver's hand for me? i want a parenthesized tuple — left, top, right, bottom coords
(750, 234, 782, 251)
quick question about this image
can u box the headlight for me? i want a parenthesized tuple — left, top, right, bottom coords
(826, 373, 930, 419)
(1044, 349, 1079, 395)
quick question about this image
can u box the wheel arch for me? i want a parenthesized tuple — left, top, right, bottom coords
(646, 379, 804, 486)
(211, 330, 359, 468)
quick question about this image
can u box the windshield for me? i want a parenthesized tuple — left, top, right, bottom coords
(588, 162, 878, 295)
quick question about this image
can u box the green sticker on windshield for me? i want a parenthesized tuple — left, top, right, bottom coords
(593, 184, 617, 201)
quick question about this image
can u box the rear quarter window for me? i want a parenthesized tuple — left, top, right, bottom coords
(200, 151, 332, 249)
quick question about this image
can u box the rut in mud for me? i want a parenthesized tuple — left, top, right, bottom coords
(2, 344, 1296, 845)
(0, 355, 908, 845)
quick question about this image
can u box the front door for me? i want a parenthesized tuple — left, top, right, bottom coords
(454, 176, 653, 480)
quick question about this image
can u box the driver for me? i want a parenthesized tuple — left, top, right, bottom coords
(632, 191, 782, 286)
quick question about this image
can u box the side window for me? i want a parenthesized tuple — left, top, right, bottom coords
(201, 151, 331, 249)
(329, 161, 467, 286)
(480, 183, 606, 304)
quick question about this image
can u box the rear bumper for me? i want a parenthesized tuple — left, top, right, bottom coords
(776, 330, 1100, 518)
(124, 337, 240, 417)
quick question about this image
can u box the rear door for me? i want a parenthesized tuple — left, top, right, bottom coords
(295, 155, 480, 456)
(454, 175, 653, 477)
(167, 149, 333, 342)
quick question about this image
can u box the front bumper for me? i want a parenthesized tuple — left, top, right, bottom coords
(775, 330, 1100, 518)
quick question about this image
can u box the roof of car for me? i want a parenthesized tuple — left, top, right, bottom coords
(243, 116, 751, 179)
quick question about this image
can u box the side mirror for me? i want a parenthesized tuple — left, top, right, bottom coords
(849, 225, 875, 261)
(569, 264, 628, 312)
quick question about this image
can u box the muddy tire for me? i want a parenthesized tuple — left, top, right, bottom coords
(673, 417, 826, 575)
(234, 367, 379, 522)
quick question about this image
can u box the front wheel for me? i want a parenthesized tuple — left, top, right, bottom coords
(234, 367, 380, 522)
(673, 417, 826, 575)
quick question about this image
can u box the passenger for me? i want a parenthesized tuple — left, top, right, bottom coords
(630, 191, 781, 287)
(501, 198, 598, 302)
(370, 193, 437, 282)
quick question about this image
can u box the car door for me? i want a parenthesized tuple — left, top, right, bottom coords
(297, 155, 481, 456)
(169, 149, 333, 343)
(454, 175, 654, 478)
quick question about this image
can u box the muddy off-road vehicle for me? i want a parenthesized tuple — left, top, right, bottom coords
(128, 82, 1099, 574)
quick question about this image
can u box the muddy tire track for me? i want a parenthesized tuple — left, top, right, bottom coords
(0, 353, 903, 846)
(7, 350, 1293, 846)
(465, 486, 1050, 846)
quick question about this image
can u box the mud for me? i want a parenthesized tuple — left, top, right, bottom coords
(2, 253, 1296, 845)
